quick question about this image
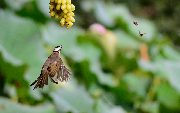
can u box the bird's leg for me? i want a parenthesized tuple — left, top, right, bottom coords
(48, 76, 58, 84)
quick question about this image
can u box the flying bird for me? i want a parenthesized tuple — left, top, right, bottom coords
(30, 45, 72, 90)
(139, 30, 147, 37)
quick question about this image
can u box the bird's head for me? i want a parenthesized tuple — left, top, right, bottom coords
(53, 45, 62, 53)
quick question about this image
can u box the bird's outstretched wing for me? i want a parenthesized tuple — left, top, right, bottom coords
(58, 58, 72, 82)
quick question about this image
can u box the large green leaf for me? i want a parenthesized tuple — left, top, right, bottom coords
(163, 61, 180, 93)
(94, 1, 115, 27)
(114, 29, 141, 49)
(0, 9, 47, 99)
(5, 0, 31, 10)
(50, 86, 94, 113)
(162, 45, 180, 61)
(36, 0, 50, 18)
(141, 102, 159, 113)
(156, 83, 179, 108)
(96, 98, 126, 113)
(0, 97, 55, 113)
(123, 73, 150, 98)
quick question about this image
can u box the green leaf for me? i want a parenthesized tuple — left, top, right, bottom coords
(162, 45, 180, 61)
(77, 44, 116, 86)
(5, 0, 31, 10)
(94, 1, 115, 27)
(114, 29, 141, 49)
(123, 73, 150, 98)
(156, 83, 179, 108)
(138, 57, 168, 79)
(0, 53, 28, 99)
(141, 102, 159, 113)
(0, 10, 47, 99)
(50, 86, 94, 113)
(96, 98, 126, 113)
(0, 97, 55, 113)
(36, 0, 50, 18)
(163, 61, 180, 93)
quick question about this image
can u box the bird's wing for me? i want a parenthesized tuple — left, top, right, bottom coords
(58, 58, 72, 82)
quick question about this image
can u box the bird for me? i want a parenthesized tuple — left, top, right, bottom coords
(30, 45, 72, 90)
(139, 30, 147, 37)
(133, 20, 138, 26)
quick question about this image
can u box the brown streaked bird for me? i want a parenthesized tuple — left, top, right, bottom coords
(30, 45, 72, 90)
(133, 20, 138, 26)
(139, 30, 147, 37)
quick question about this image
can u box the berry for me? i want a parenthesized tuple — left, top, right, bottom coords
(60, 18, 65, 24)
(50, 11, 55, 16)
(56, 4, 61, 10)
(71, 4, 75, 11)
(66, 0, 71, 4)
(49, 5, 54, 10)
(62, 0, 66, 4)
(70, 16, 75, 22)
(66, 17, 70, 22)
(55, 14, 59, 19)
(57, 0, 61, 4)
(61, 4, 66, 10)
(66, 4, 71, 10)
(63, 9, 68, 14)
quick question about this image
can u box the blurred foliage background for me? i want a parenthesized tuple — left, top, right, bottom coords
(0, 0, 180, 113)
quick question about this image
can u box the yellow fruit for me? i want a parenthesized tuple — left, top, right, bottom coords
(70, 12, 75, 16)
(56, 4, 61, 10)
(68, 9, 72, 13)
(60, 23, 64, 27)
(57, 0, 61, 4)
(62, 0, 66, 4)
(67, 13, 71, 17)
(70, 16, 75, 22)
(60, 18, 65, 24)
(67, 21, 73, 26)
(50, 11, 55, 16)
(66, 0, 71, 4)
(64, 15, 67, 18)
(55, 14, 59, 19)
(61, 4, 66, 10)
(63, 9, 68, 14)
(66, 17, 70, 22)
(66, 4, 71, 10)
(71, 4, 75, 11)
(49, 5, 54, 10)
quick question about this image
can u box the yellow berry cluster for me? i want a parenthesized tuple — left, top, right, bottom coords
(49, 0, 75, 29)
